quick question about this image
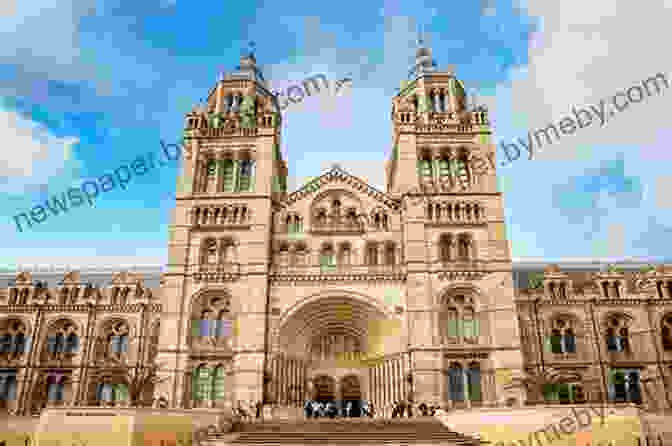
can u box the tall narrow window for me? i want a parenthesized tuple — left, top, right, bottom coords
(193, 366, 212, 402)
(448, 364, 464, 401)
(564, 328, 576, 353)
(221, 160, 235, 192)
(550, 329, 563, 353)
(439, 234, 452, 262)
(238, 160, 254, 192)
(606, 327, 619, 352)
(467, 363, 481, 402)
(417, 158, 432, 178)
(367, 244, 378, 265)
(662, 315, 672, 350)
(438, 158, 450, 178)
(212, 366, 226, 402)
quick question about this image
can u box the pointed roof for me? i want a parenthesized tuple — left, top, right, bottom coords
(281, 164, 400, 211)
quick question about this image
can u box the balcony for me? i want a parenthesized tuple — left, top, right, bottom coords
(192, 263, 241, 282)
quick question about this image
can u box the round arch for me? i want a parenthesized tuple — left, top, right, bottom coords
(187, 287, 234, 316)
(437, 283, 484, 310)
(276, 289, 398, 356)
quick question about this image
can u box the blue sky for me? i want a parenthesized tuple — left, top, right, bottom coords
(1, 0, 671, 268)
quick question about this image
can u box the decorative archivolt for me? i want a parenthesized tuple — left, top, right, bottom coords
(189, 289, 234, 317)
(601, 311, 634, 330)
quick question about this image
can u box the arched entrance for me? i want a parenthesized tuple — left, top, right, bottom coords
(340, 375, 362, 417)
(312, 375, 336, 402)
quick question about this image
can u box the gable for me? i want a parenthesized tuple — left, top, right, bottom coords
(281, 165, 400, 211)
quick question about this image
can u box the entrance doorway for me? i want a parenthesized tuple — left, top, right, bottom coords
(312, 375, 336, 402)
(340, 375, 362, 417)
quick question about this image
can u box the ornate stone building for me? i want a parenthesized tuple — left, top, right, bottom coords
(0, 45, 670, 416)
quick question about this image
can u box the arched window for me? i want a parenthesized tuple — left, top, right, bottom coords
(417, 156, 433, 179)
(384, 243, 396, 265)
(47, 375, 65, 402)
(550, 329, 563, 354)
(212, 366, 227, 404)
(221, 160, 235, 192)
(193, 366, 212, 403)
(320, 245, 336, 271)
(0, 373, 17, 403)
(204, 239, 218, 264)
(439, 234, 453, 262)
(605, 317, 630, 353)
(238, 160, 255, 192)
(339, 244, 352, 266)
(448, 363, 464, 401)
(457, 234, 471, 261)
(606, 327, 619, 352)
(366, 243, 378, 266)
(0, 334, 11, 354)
(662, 315, 672, 351)
(609, 369, 641, 403)
(564, 328, 576, 353)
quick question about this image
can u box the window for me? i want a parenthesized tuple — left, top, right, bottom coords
(65, 333, 79, 353)
(457, 234, 471, 261)
(417, 158, 432, 178)
(467, 363, 482, 402)
(212, 366, 227, 402)
(543, 383, 585, 404)
(438, 159, 451, 178)
(662, 315, 672, 350)
(448, 364, 464, 401)
(384, 244, 395, 265)
(193, 366, 212, 402)
(0, 334, 11, 354)
(320, 246, 336, 271)
(439, 234, 453, 262)
(0, 373, 17, 402)
(550, 329, 563, 354)
(605, 318, 630, 353)
(47, 376, 65, 402)
(564, 328, 576, 353)
(221, 160, 235, 192)
(366, 244, 378, 266)
(96, 382, 126, 402)
(547, 319, 577, 354)
(238, 160, 254, 192)
(609, 369, 641, 403)
(207, 160, 217, 176)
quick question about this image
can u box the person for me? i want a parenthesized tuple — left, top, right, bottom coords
(368, 402, 375, 418)
(345, 401, 352, 418)
(419, 402, 428, 416)
(255, 400, 262, 420)
(391, 401, 398, 418)
(406, 400, 413, 418)
(304, 400, 313, 418)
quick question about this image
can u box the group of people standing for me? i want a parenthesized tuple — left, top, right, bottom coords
(303, 400, 376, 418)
(391, 401, 440, 418)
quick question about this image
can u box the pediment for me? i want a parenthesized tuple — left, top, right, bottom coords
(281, 164, 400, 212)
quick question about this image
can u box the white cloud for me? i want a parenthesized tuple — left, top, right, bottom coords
(496, 0, 672, 162)
(655, 176, 672, 209)
(0, 105, 82, 195)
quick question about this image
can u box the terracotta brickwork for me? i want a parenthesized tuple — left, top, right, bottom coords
(0, 46, 671, 417)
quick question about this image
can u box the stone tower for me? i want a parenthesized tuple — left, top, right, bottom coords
(156, 49, 287, 407)
(388, 42, 526, 407)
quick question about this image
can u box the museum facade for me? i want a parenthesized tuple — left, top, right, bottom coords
(1, 45, 671, 416)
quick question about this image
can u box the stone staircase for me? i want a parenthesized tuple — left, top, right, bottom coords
(205, 417, 489, 445)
